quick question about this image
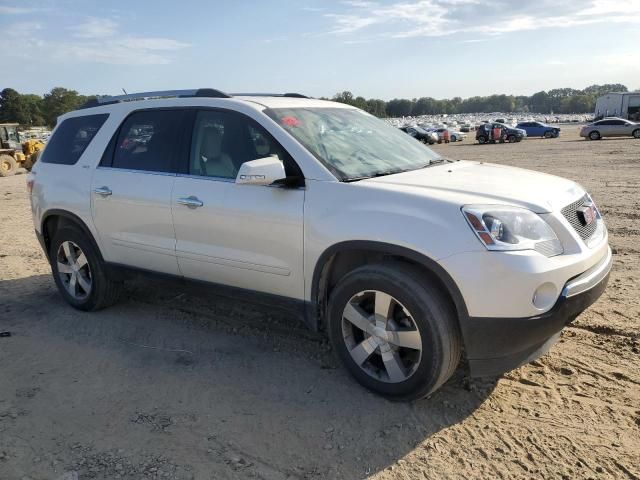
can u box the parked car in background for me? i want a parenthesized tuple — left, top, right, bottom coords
(580, 118, 640, 140)
(516, 121, 560, 138)
(432, 127, 466, 143)
(399, 126, 438, 144)
(476, 123, 526, 144)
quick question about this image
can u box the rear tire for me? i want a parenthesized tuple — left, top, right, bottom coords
(327, 263, 461, 401)
(0, 154, 17, 177)
(589, 131, 601, 140)
(50, 226, 123, 311)
(633, 129, 640, 139)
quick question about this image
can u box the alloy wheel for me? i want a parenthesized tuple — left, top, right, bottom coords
(56, 241, 92, 300)
(341, 290, 422, 383)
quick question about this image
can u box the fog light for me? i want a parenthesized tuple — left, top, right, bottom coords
(533, 283, 557, 310)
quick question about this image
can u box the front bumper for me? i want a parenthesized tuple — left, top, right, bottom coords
(461, 246, 612, 377)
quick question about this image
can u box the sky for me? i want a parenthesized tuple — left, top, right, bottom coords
(2, 0, 639, 100)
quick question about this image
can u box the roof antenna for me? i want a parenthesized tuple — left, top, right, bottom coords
(122, 88, 128, 95)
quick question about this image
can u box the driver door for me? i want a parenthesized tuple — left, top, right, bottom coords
(171, 109, 305, 299)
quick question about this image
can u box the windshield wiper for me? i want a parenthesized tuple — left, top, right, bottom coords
(342, 158, 449, 182)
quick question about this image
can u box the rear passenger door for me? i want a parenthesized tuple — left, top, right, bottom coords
(171, 109, 305, 299)
(91, 109, 187, 275)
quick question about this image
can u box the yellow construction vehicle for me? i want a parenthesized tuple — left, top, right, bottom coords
(0, 123, 46, 177)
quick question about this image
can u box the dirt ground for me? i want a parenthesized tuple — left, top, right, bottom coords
(1, 128, 638, 480)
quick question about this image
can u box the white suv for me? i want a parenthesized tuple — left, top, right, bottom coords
(28, 89, 612, 401)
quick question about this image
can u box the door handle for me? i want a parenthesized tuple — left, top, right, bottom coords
(94, 186, 112, 196)
(177, 196, 204, 208)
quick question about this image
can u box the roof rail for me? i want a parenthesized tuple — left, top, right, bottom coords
(231, 92, 310, 98)
(79, 88, 231, 109)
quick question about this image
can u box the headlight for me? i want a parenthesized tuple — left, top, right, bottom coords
(462, 205, 563, 257)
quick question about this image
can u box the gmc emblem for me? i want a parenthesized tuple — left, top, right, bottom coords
(577, 203, 597, 226)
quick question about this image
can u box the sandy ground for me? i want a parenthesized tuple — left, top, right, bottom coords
(0, 128, 638, 480)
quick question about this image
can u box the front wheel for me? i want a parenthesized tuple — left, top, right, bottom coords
(327, 263, 461, 401)
(544, 131, 553, 138)
(50, 227, 123, 311)
(477, 135, 487, 144)
(589, 131, 601, 140)
(0, 154, 17, 177)
(633, 129, 640, 139)
(508, 134, 517, 143)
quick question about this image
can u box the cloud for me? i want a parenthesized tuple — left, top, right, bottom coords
(322, 0, 640, 38)
(2, 17, 190, 66)
(71, 17, 119, 38)
(0, 5, 35, 14)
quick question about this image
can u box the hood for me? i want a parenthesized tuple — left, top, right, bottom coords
(363, 161, 584, 213)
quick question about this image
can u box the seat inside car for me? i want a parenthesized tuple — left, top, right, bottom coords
(194, 125, 237, 178)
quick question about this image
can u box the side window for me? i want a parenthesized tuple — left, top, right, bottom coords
(189, 110, 300, 179)
(40, 114, 109, 165)
(111, 110, 182, 173)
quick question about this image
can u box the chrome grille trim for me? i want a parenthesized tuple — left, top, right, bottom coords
(561, 194, 598, 241)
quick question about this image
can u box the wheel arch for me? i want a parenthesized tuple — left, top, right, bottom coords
(41, 209, 104, 263)
(308, 241, 468, 333)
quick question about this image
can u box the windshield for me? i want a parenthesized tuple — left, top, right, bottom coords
(264, 107, 443, 181)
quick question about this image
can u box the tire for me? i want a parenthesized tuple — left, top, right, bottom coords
(544, 131, 553, 139)
(50, 226, 122, 311)
(589, 131, 601, 140)
(451, 135, 457, 142)
(633, 129, 640, 139)
(327, 263, 461, 401)
(477, 135, 487, 144)
(0, 154, 17, 177)
(508, 134, 517, 143)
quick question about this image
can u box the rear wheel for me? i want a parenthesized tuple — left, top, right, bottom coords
(327, 263, 461, 401)
(589, 131, 601, 140)
(50, 227, 122, 311)
(633, 129, 640, 139)
(0, 154, 17, 177)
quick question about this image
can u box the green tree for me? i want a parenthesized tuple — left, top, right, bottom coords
(42, 87, 89, 126)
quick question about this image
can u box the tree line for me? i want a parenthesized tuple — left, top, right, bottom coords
(328, 84, 632, 118)
(0, 84, 634, 127)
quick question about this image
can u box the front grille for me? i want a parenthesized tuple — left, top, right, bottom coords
(561, 194, 598, 240)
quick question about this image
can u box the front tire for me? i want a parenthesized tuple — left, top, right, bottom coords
(0, 154, 17, 177)
(589, 131, 601, 140)
(633, 129, 640, 139)
(544, 131, 553, 138)
(50, 227, 122, 311)
(477, 135, 487, 144)
(327, 263, 461, 401)
(508, 134, 517, 143)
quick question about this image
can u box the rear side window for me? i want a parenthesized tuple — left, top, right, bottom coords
(111, 110, 183, 173)
(40, 114, 109, 165)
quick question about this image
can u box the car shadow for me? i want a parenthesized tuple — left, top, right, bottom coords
(0, 274, 498, 479)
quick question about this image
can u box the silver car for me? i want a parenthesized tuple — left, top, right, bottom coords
(580, 117, 640, 140)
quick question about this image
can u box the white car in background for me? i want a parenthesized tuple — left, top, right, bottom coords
(29, 89, 611, 401)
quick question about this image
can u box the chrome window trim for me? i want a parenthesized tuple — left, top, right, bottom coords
(95, 166, 176, 177)
(177, 173, 235, 183)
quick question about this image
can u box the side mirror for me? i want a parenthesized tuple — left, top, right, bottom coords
(236, 156, 286, 186)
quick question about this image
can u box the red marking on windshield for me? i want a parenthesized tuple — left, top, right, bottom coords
(281, 116, 301, 127)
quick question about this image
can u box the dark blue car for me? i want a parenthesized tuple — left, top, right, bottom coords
(516, 121, 560, 138)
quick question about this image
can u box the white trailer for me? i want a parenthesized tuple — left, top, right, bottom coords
(594, 92, 640, 121)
